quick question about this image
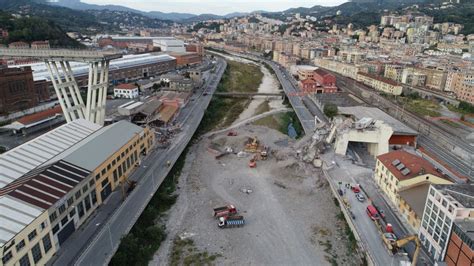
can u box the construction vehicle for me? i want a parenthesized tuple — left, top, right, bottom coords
(392, 235, 421, 266)
(227, 130, 238, 136)
(218, 215, 245, 228)
(249, 155, 257, 168)
(244, 137, 260, 153)
(260, 146, 268, 160)
(213, 205, 237, 218)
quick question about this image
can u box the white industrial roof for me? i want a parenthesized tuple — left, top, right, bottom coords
(0, 196, 43, 246)
(0, 119, 101, 188)
(12, 53, 176, 82)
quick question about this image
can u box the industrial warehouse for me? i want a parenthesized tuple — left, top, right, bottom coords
(0, 119, 155, 266)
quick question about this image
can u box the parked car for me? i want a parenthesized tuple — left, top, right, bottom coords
(355, 193, 365, 202)
(351, 184, 361, 193)
(337, 188, 344, 196)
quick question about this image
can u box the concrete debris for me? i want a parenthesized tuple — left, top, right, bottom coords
(237, 151, 248, 158)
(240, 188, 253, 194)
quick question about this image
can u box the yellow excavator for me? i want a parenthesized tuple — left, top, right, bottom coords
(393, 235, 421, 266)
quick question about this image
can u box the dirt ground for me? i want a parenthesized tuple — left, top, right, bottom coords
(151, 125, 358, 265)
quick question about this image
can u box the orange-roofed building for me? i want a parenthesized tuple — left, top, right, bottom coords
(8, 106, 64, 135)
(374, 150, 452, 230)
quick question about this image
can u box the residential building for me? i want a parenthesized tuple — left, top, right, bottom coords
(419, 184, 474, 262)
(374, 151, 453, 230)
(402, 68, 427, 87)
(8, 42, 29, 49)
(384, 64, 405, 83)
(169, 78, 194, 92)
(30, 41, 50, 49)
(296, 66, 317, 80)
(114, 83, 139, 99)
(356, 72, 403, 95)
(443, 219, 474, 266)
(451, 72, 474, 104)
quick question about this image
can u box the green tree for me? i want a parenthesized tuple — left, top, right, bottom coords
(324, 103, 338, 119)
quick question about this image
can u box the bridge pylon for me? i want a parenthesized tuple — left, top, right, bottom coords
(0, 48, 122, 125)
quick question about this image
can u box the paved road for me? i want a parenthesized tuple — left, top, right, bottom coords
(50, 59, 227, 266)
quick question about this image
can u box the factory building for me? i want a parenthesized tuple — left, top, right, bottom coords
(13, 53, 177, 96)
(0, 119, 155, 265)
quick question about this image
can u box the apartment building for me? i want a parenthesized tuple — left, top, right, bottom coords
(402, 68, 427, 87)
(418, 67, 448, 91)
(384, 64, 405, 83)
(419, 184, 474, 262)
(315, 58, 368, 80)
(443, 219, 474, 266)
(356, 72, 403, 95)
(374, 151, 452, 231)
(452, 73, 474, 104)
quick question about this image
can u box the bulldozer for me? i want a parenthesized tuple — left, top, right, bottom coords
(244, 136, 260, 153)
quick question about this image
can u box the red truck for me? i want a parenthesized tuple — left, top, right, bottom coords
(213, 205, 237, 218)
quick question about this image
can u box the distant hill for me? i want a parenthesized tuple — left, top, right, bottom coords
(0, 10, 82, 47)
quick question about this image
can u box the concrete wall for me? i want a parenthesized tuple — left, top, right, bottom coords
(335, 121, 393, 157)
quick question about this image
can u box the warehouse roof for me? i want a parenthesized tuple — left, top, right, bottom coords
(12, 53, 176, 82)
(0, 119, 101, 189)
(0, 160, 90, 247)
(338, 106, 418, 135)
(61, 121, 144, 171)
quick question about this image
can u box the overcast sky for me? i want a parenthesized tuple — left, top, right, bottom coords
(82, 0, 347, 15)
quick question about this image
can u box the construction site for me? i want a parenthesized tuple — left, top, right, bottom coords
(152, 124, 362, 265)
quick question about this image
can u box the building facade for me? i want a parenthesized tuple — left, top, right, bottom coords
(0, 66, 49, 114)
(357, 72, 403, 95)
(374, 151, 452, 230)
(444, 219, 474, 266)
(419, 184, 474, 262)
(114, 83, 139, 99)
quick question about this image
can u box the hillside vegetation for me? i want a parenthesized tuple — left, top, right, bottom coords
(0, 11, 81, 47)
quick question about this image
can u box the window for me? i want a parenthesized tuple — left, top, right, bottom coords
(433, 205, 439, 214)
(40, 221, 47, 230)
(84, 195, 91, 211)
(448, 205, 453, 213)
(107, 164, 111, 171)
(19, 254, 30, 266)
(430, 188, 435, 196)
(90, 190, 97, 205)
(52, 224, 60, 234)
(31, 243, 42, 263)
(101, 168, 106, 175)
(82, 184, 88, 193)
(89, 179, 95, 187)
(69, 208, 76, 218)
(67, 197, 74, 206)
(61, 216, 68, 226)
(113, 169, 118, 182)
(441, 199, 447, 208)
(95, 174, 101, 181)
(59, 204, 66, 214)
(101, 178, 109, 188)
(2, 251, 12, 264)
(112, 159, 116, 166)
(28, 230, 37, 241)
(75, 190, 82, 200)
(78, 202, 85, 218)
(16, 239, 26, 252)
(49, 211, 58, 223)
(42, 234, 52, 253)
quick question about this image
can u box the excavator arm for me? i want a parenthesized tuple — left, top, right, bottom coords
(395, 235, 421, 266)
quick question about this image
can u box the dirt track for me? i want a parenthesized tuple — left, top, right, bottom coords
(151, 125, 358, 265)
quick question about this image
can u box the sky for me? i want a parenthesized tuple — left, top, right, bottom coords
(82, 0, 347, 15)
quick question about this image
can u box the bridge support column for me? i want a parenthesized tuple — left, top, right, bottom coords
(45, 60, 86, 123)
(85, 60, 109, 125)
